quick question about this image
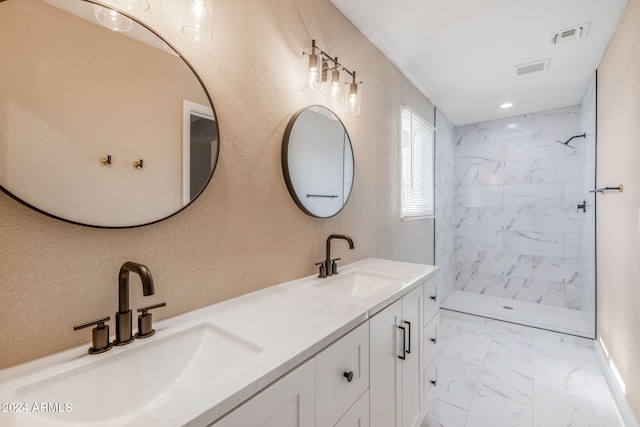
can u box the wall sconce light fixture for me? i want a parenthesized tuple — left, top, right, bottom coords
(183, 0, 213, 43)
(134, 159, 144, 169)
(93, 5, 133, 32)
(102, 155, 112, 166)
(303, 40, 362, 116)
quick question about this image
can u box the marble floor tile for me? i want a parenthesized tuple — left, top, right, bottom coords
(596, 394, 626, 427)
(533, 385, 599, 427)
(437, 355, 482, 410)
(443, 332, 492, 366)
(465, 388, 533, 427)
(424, 311, 625, 427)
(422, 398, 468, 427)
(438, 316, 462, 352)
(478, 351, 534, 405)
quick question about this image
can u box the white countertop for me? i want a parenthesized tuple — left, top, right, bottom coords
(0, 258, 439, 427)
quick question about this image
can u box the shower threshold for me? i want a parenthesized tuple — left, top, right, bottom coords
(441, 290, 594, 339)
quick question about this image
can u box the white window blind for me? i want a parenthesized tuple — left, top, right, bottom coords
(400, 106, 435, 219)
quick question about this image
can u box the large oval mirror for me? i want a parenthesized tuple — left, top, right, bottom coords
(282, 106, 354, 218)
(0, 0, 219, 228)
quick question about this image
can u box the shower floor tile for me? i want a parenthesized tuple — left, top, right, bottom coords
(440, 290, 592, 338)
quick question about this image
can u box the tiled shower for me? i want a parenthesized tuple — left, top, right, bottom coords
(435, 74, 596, 338)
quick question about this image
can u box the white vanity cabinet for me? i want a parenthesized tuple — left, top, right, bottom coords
(211, 323, 369, 427)
(315, 322, 369, 427)
(210, 359, 315, 427)
(370, 284, 424, 427)
(421, 274, 440, 418)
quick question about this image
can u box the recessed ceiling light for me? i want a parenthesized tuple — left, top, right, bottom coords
(500, 102, 513, 109)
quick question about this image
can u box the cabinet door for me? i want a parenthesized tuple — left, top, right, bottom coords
(369, 299, 402, 427)
(211, 359, 315, 427)
(401, 285, 423, 427)
(422, 313, 439, 373)
(335, 390, 370, 427)
(423, 357, 438, 414)
(423, 275, 439, 325)
(316, 322, 369, 427)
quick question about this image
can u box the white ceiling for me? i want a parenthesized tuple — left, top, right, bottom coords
(330, 0, 628, 125)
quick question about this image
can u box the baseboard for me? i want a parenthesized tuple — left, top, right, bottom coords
(594, 340, 640, 427)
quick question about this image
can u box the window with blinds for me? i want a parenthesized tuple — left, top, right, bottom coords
(400, 106, 435, 219)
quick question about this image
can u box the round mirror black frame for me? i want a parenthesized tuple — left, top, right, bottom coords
(282, 105, 354, 218)
(0, 0, 219, 229)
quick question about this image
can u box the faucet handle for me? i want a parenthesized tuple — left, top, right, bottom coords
(74, 316, 113, 354)
(135, 302, 166, 339)
(315, 261, 327, 278)
(330, 257, 342, 275)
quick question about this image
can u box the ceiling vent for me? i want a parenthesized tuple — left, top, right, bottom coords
(551, 22, 590, 44)
(515, 59, 550, 76)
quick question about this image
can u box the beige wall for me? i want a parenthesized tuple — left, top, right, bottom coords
(0, 0, 434, 369)
(597, 0, 640, 419)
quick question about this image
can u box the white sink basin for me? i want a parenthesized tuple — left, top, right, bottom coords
(7, 323, 262, 426)
(312, 271, 402, 298)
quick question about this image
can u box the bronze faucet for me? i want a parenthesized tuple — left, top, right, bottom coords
(114, 262, 155, 346)
(318, 234, 354, 278)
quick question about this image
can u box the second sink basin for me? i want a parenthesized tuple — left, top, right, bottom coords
(312, 271, 402, 298)
(5, 323, 262, 426)
(283, 270, 405, 311)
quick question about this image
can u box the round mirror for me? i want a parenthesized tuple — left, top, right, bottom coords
(0, 0, 219, 228)
(282, 106, 354, 218)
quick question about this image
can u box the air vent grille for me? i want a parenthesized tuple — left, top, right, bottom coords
(552, 22, 590, 44)
(515, 59, 550, 76)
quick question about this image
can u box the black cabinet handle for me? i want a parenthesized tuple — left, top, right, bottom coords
(430, 380, 437, 386)
(430, 295, 437, 301)
(343, 371, 354, 382)
(430, 337, 437, 344)
(397, 325, 406, 360)
(404, 321, 411, 354)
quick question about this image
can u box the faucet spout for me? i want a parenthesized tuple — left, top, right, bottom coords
(325, 234, 355, 277)
(115, 261, 155, 346)
(118, 262, 155, 313)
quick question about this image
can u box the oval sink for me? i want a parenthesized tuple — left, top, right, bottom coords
(6, 323, 262, 426)
(312, 271, 402, 298)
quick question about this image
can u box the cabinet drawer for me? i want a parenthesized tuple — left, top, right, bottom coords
(423, 357, 438, 414)
(211, 359, 315, 427)
(334, 390, 369, 427)
(423, 313, 439, 367)
(316, 322, 370, 427)
(423, 276, 439, 325)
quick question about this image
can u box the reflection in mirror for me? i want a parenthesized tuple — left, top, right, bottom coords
(0, 0, 219, 228)
(282, 106, 354, 218)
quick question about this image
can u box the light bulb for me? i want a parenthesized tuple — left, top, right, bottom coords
(183, 0, 213, 42)
(304, 53, 321, 94)
(325, 65, 343, 106)
(344, 79, 361, 116)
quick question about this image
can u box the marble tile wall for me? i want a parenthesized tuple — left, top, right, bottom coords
(435, 109, 457, 301)
(453, 106, 589, 309)
(579, 74, 597, 335)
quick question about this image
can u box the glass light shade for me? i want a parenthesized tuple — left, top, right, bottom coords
(344, 81, 361, 116)
(324, 64, 344, 108)
(94, 6, 133, 32)
(303, 52, 321, 94)
(115, 0, 149, 12)
(182, 0, 213, 43)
